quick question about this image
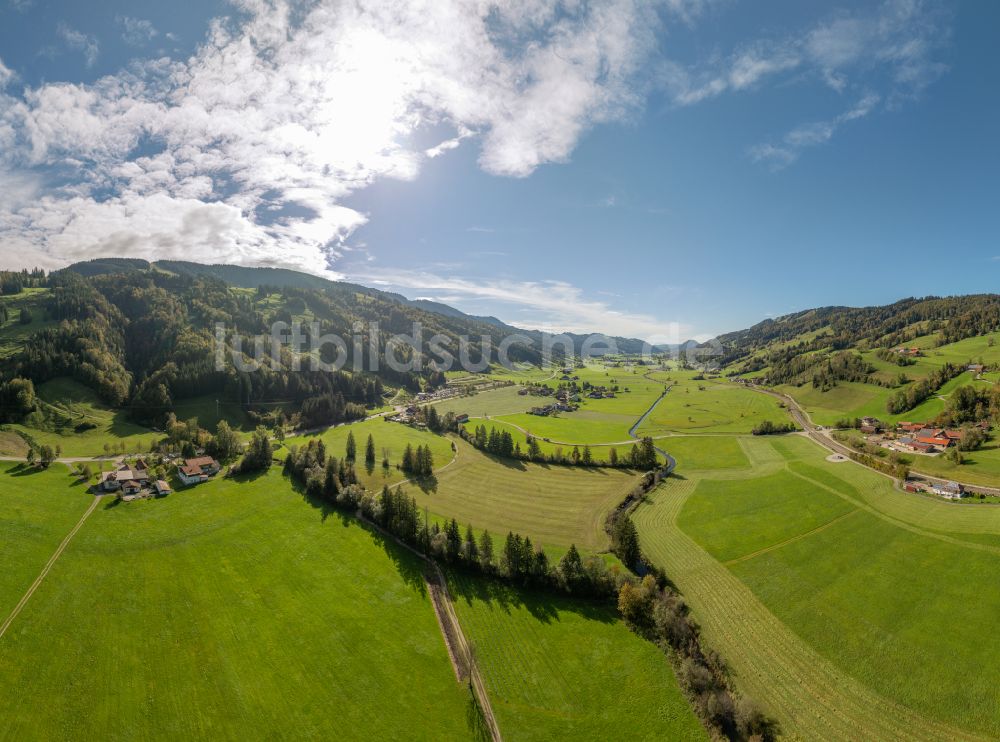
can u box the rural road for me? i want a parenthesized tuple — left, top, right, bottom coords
(745, 383, 1000, 496)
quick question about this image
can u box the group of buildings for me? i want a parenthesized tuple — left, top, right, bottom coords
(857, 417, 981, 455)
(99, 456, 220, 500)
(895, 422, 963, 454)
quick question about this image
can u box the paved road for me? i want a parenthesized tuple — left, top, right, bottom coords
(746, 383, 1000, 496)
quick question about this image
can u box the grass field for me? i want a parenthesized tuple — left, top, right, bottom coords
(0, 289, 55, 359)
(11, 378, 156, 457)
(635, 378, 792, 435)
(286, 417, 457, 490)
(494, 411, 638, 445)
(434, 386, 537, 417)
(0, 466, 475, 740)
(0, 462, 93, 618)
(448, 572, 706, 741)
(413, 438, 641, 553)
(460, 419, 649, 463)
(0, 430, 29, 457)
(633, 433, 1000, 740)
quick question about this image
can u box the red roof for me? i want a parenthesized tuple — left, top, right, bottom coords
(916, 436, 950, 447)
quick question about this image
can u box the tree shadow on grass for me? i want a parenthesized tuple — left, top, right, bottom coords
(447, 568, 615, 627)
(10, 464, 45, 477)
(284, 470, 429, 596)
(411, 473, 438, 494)
(364, 524, 428, 598)
(465, 691, 492, 742)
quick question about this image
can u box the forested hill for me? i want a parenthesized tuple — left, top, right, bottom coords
(61, 258, 654, 354)
(716, 295, 1000, 370)
(0, 260, 650, 429)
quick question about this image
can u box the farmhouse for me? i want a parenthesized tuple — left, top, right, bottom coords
(860, 417, 883, 434)
(100, 464, 150, 492)
(931, 481, 964, 499)
(915, 428, 954, 450)
(154, 480, 172, 496)
(894, 347, 922, 357)
(454, 413, 470, 425)
(899, 437, 936, 454)
(177, 456, 220, 486)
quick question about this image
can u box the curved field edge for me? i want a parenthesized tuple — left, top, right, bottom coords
(632, 477, 986, 742)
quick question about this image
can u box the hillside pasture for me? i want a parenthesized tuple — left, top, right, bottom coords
(12, 377, 155, 457)
(0, 467, 473, 740)
(448, 571, 706, 741)
(0, 288, 55, 359)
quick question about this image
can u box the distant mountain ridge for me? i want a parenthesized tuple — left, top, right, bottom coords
(714, 295, 1000, 371)
(57, 258, 662, 352)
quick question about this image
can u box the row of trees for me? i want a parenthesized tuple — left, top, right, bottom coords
(618, 574, 774, 740)
(751, 420, 797, 436)
(885, 362, 962, 414)
(462, 424, 661, 470)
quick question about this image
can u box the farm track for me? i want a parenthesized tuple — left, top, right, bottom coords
(364, 516, 502, 742)
(634, 481, 988, 742)
(0, 494, 102, 641)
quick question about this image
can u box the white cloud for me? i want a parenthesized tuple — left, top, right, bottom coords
(57, 24, 99, 68)
(348, 268, 692, 343)
(0, 0, 665, 274)
(661, 0, 947, 164)
(749, 93, 881, 168)
(117, 16, 158, 47)
(664, 0, 946, 108)
(0, 58, 13, 89)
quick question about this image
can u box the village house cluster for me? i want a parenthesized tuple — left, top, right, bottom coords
(858, 417, 988, 455)
(99, 456, 220, 500)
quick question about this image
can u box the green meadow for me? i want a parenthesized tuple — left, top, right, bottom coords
(0, 463, 93, 618)
(414, 438, 642, 553)
(0, 466, 474, 740)
(285, 417, 457, 490)
(0, 289, 55, 360)
(460, 419, 647, 463)
(11, 378, 156, 457)
(433, 385, 536, 417)
(447, 572, 706, 742)
(635, 378, 792, 435)
(634, 433, 1000, 741)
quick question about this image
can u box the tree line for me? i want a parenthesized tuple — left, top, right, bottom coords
(461, 423, 660, 470)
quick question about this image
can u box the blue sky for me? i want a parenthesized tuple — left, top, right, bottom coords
(0, 1, 996, 341)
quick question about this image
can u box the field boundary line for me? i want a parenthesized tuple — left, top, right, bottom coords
(356, 510, 502, 742)
(0, 494, 101, 641)
(723, 508, 861, 565)
(786, 468, 1000, 557)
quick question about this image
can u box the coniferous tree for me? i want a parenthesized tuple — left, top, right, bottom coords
(345, 430, 356, 461)
(365, 434, 376, 466)
(478, 530, 494, 570)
